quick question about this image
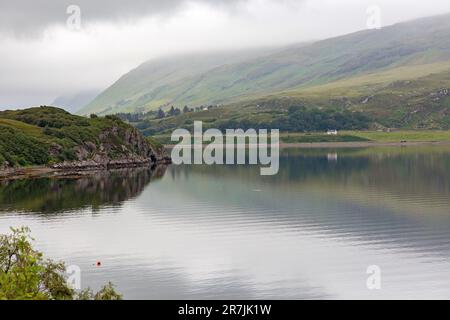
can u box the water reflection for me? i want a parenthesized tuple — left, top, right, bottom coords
(0, 147, 450, 299)
(0, 166, 168, 214)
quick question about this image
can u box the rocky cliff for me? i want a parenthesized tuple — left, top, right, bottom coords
(0, 106, 170, 172)
(51, 125, 170, 170)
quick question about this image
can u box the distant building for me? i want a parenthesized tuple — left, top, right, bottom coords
(327, 153, 338, 161)
(327, 129, 338, 135)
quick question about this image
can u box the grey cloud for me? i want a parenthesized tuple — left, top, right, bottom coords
(2, 0, 449, 109)
(0, 0, 247, 36)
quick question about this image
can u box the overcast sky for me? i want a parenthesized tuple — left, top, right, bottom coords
(1, 0, 449, 109)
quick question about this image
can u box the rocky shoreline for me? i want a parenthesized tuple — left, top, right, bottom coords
(0, 106, 173, 180)
(0, 156, 172, 181)
(50, 154, 172, 170)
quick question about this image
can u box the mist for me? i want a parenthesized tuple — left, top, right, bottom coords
(1, 0, 449, 109)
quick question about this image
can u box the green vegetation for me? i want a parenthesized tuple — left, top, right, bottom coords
(146, 136, 164, 153)
(343, 130, 450, 142)
(272, 106, 371, 132)
(120, 104, 372, 137)
(0, 106, 160, 169)
(150, 130, 450, 145)
(0, 227, 121, 300)
(283, 130, 450, 144)
(268, 65, 450, 129)
(79, 13, 450, 131)
(77, 48, 280, 115)
(0, 124, 49, 166)
(281, 134, 370, 143)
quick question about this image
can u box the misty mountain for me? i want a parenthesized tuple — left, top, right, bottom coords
(53, 90, 100, 113)
(79, 14, 450, 116)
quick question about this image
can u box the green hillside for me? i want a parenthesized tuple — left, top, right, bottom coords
(245, 62, 450, 129)
(0, 107, 163, 169)
(116, 61, 450, 137)
(79, 14, 450, 116)
(78, 47, 280, 115)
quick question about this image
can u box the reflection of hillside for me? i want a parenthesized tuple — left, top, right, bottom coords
(283, 151, 450, 200)
(282, 150, 450, 217)
(145, 148, 450, 263)
(171, 147, 450, 216)
(0, 166, 168, 214)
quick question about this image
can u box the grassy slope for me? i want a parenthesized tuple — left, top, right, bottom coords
(151, 130, 450, 145)
(243, 62, 450, 128)
(0, 107, 153, 168)
(80, 14, 450, 117)
(0, 119, 50, 166)
(78, 48, 281, 115)
(345, 130, 450, 142)
(130, 60, 449, 136)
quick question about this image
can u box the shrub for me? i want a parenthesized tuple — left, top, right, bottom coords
(0, 126, 49, 167)
(0, 227, 122, 300)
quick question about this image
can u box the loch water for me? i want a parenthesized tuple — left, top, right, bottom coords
(1, 146, 450, 299)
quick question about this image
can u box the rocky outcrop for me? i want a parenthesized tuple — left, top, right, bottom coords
(51, 157, 150, 170)
(0, 107, 171, 176)
(50, 126, 171, 171)
(1, 161, 11, 171)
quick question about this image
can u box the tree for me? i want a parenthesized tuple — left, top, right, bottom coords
(183, 106, 190, 113)
(168, 106, 181, 117)
(0, 227, 122, 300)
(156, 109, 165, 119)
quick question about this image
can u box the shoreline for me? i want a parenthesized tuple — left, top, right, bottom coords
(2, 141, 449, 180)
(278, 141, 450, 148)
(0, 158, 172, 181)
(163, 141, 450, 149)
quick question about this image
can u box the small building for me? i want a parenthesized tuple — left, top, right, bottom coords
(327, 153, 338, 161)
(327, 129, 338, 135)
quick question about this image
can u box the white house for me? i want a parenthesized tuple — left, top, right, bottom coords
(327, 129, 338, 135)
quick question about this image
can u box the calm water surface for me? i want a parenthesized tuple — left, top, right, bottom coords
(1, 146, 450, 299)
